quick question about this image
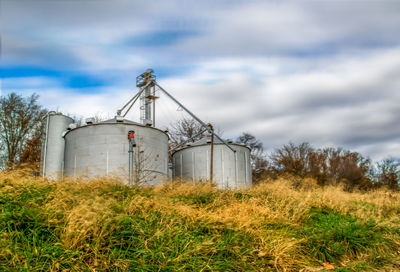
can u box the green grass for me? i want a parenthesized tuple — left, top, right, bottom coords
(300, 208, 388, 264)
(107, 214, 257, 271)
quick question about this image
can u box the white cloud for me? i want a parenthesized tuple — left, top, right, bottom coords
(2, 0, 400, 161)
(152, 47, 400, 160)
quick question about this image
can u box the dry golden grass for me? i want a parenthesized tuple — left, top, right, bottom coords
(0, 170, 399, 271)
(149, 178, 400, 270)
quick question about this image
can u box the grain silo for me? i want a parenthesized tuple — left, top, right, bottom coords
(172, 135, 252, 189)
(41, 111, 74, 179)
(63, 117, 168, 185)
(41, 69, 253, 188)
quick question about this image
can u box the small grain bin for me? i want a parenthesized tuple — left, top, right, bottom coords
(41, 112, 74, 179)
(172, 136, 252, 189)
(63, 117, 168, 185)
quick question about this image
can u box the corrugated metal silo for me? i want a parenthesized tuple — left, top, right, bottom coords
(63, 117, 168, 185)
(41, 112, 74, 179)
(172, 136, 252, 189)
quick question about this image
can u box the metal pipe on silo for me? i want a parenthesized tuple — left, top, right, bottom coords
(122, 91, 141, 118)
(129, 148, 133, 185)
(128, 130, 136, 185)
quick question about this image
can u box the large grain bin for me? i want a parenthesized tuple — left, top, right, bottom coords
(172, 136, 252, 189)
(63, 117, 168, 185)
(41, 112, 74, 179)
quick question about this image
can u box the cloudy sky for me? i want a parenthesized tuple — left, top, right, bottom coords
(1, 0, 399, 161)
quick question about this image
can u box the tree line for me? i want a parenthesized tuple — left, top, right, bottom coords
(1, 92, 399, 191)
(236, 134, 400, 191)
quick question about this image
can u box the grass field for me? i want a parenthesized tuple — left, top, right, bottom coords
(0, 170, 399, 271)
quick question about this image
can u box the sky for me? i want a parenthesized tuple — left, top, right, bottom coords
(1, 0, 399, 161)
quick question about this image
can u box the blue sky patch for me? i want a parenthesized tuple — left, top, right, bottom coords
(0, 66, 109, 90)
(0, 66, 61, 78)
(64, 75, 106, 89)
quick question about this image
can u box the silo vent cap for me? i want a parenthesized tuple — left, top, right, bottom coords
(85, 117, 95, 125)
(116, 115, 124, 122)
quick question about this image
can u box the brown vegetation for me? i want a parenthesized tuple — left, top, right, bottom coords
(1, 169, 399, 271)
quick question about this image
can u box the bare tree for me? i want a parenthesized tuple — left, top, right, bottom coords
(0, 93, 47, 168)
(321, 147, 372, 189)
(270, 142, 314, 178)
(93, 113, 109, 123)
(270, 142, 374, 190)
(168, 117, 204, 147)
(0, 140, 5, 169)
(376, 158, 400, 190)
(131, 145, 162, 186)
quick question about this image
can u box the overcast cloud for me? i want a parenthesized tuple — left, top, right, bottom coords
(1, 0, 399, 161)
